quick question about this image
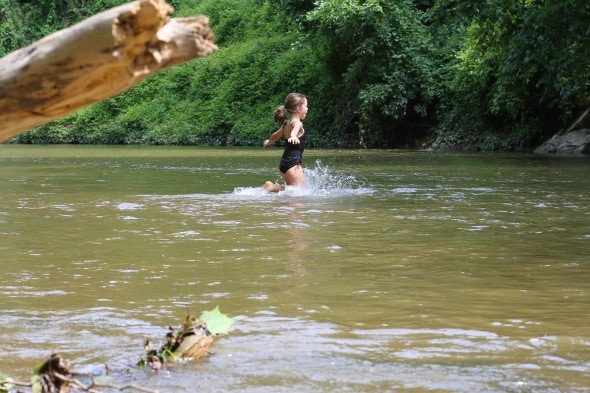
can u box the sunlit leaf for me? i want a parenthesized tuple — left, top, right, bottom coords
(31, 375, 41, 393)
(199, 306, 234, 336)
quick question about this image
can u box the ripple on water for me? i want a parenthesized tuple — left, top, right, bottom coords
(2, 311, 587, 392)
(116, 202, 143, 211)
(2, 150, 588, 392)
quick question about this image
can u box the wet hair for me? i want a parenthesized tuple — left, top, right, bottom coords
(273, 93, 306, 124)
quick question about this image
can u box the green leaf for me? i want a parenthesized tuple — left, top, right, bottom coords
(32, 359, 45, 376)
(199, 306, 234, 336)
(31, 375, 41, 393)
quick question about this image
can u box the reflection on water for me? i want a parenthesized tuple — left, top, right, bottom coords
(0, 146, 589, 392)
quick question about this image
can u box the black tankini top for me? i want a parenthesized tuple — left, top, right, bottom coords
(279, 130, 306, 174)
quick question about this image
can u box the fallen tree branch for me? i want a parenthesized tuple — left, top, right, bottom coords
(0, 0, 216, 142)
(559, 106, 590, 136)
(0, 310, 233, 392)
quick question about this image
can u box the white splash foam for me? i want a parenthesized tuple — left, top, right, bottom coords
(233, 160, 374, 198)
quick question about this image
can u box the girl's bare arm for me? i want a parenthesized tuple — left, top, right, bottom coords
(287, 121, 302, 144)
(263, 125, 284, 147)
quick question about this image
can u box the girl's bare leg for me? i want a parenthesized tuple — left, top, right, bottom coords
(262, 165, 304, 193)
(282, 165, 305, 186)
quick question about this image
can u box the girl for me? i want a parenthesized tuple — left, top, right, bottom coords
(262, 93, 308, 192)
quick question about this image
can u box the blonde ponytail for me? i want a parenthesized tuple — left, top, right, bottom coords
(273, 105, 287, 124)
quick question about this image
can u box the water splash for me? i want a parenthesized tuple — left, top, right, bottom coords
(303, 160, 373, 197)
(233, 160, 373, 198)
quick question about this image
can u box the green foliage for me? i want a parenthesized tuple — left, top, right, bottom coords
(3, 0, 589, 150)
(0, 0, 27, 56)
(180, 0, 282, 46)
(0, 0, 126, 55)
(432, 0, 590, 150)
(184, 35, 327, 146)
(307, 0, 436, 147)
(200, 306, 234, 336)
(13, 0, 335, 147)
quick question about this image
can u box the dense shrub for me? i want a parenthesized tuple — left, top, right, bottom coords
(4, 0, 589, 150)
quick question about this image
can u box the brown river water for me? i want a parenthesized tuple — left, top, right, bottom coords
(0, 145, 588, 392)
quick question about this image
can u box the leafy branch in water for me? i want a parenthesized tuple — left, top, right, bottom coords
(1, 308, 234, 392)
(138, 307, 234, 372)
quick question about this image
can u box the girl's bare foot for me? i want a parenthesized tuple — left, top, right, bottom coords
(262, 181, 285, 193)
(263, 181, 274, 192)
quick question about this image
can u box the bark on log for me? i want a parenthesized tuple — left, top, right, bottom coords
(0, 0, 216, 142)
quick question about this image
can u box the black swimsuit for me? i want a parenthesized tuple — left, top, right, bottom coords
(279, 124, 306, 174)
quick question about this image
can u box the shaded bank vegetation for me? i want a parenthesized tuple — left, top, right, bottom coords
(1, 0, 589, 150)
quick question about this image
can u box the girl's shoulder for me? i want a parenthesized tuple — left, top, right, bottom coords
(283, 120, 303, 135)
(290, 119, 304, 130)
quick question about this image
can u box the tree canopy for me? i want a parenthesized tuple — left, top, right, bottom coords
(1, 0, 589, 150)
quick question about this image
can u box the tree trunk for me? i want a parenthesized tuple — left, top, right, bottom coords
(0, 0, 216, 142)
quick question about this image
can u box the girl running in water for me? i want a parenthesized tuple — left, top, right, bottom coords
(262, 93, 308, 192)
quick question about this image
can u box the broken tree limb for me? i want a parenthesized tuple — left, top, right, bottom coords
(559, 106, 590, 136)
(0, 0, 217, 142)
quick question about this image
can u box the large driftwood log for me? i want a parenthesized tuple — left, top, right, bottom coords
(0, 0, 216, 142)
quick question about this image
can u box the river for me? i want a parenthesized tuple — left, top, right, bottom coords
(0, 145, 588, 392)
